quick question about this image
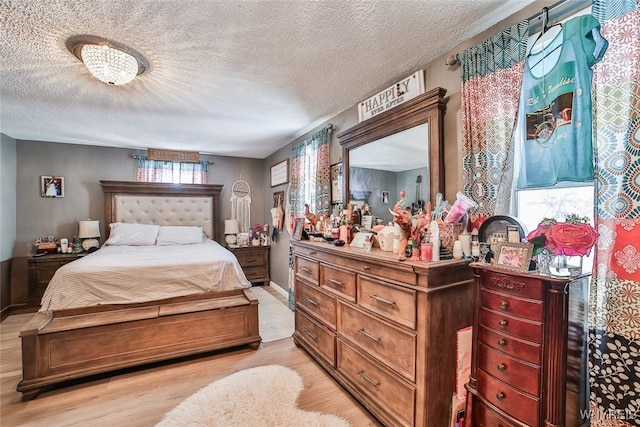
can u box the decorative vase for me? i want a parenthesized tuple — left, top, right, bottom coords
(537, 249, 553, 276)
(549, 254, 583, 277)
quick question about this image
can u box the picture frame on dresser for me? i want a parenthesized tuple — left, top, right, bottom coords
(494, 242, 532, 273)
(291, 217, 304, 241)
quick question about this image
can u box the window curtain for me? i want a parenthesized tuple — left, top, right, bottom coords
(287, 126, 332, 310)
(460, 21, 529, 228)
(136, 157, 209, 183)
(589, 1, 640, 424)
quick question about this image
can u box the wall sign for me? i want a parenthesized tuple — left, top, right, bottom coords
(270, 159, 289, 187)
(148, 148, 199, 162)
(358, 70, 425, 122)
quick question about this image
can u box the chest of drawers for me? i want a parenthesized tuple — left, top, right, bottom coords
(292, 241, 473, 427)
(227, 245, 270, 286)
(27, 253, 82, 308)
(465, 263, 589, 427)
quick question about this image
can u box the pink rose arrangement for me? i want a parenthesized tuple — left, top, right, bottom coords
(526, 214, 598, 257)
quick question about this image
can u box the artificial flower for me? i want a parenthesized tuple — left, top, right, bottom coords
(526, 214, 598, 257)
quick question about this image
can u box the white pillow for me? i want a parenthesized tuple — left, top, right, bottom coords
(105, 223, 160, 246)
(157, 226, 204, 245)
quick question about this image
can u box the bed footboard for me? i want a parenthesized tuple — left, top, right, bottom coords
(18, 289, 260, 400)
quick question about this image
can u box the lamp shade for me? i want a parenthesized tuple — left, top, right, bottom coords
(78, 220, 101, 238)
(224, 219, 240, 235)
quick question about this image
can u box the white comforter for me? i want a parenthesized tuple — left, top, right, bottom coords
(39, 240, 251, 312)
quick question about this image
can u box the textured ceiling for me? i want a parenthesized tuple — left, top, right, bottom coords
(0, 0, 535, 159)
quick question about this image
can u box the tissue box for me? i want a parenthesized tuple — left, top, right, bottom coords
(439, 223, 463, 252)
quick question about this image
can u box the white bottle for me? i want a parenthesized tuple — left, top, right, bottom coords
(430, 220, 440, 261)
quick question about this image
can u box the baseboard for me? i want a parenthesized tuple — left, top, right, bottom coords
(269, 281, 289, 299)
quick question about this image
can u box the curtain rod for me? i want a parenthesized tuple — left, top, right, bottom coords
(445, 0, 591, 68)
(132, 155, 214, 164)
(528, 0, 591, 34)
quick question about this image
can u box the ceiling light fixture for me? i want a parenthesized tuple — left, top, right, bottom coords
(66, 35, 148, 86)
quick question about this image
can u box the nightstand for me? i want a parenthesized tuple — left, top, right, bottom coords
(228, 245, 270, 286)
(27, 253, 82, 308)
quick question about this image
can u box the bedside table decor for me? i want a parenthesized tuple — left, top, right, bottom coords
(78, 219, 101, 253)
(224, 219, 240, 247)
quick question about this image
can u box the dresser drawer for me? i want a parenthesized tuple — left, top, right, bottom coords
(337, 339, 415, 427)
(315, 251, 417, 286)
(477, 369, 539, 427)
(478, 343, 540, 396)
(295, 279, 337, 330)
(337, 301, 416, 381)
(480, 288, 543, 322)
(479, 307, 542, 343)
(481, 270, 543, 300)
(296, 256, 319, 285)
(473, 401, 517, 427)
(295, 309, 335, 366)
(357, 276, 416, 329)
(242, 265, 267, 280)
(234, 248, 266, 266)
(320, 264, 356, 302)
(478, 325, 541, 365)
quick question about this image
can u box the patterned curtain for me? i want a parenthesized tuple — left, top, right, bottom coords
(589, 1, 640, 425)
(136, 157, 209, 183)
(287, 126, 332, 310)
(460, 20, 529, 228)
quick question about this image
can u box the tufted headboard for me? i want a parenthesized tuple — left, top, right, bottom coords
(100, 181, 224, 242)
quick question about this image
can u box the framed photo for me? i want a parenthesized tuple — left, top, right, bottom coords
(41, 176, 64, 197)
(291, 217, 304, 241)
(494, 242, 533, 273)
(381, 191, 390, 204)
(270, 159, 289, 187)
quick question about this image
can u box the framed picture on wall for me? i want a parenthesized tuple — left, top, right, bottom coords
(41, 176, 64, 198)
(381, 191, 390, 204)
(270, 159, 289, 187)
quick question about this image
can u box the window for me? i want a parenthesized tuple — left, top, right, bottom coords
(136, 158, 209, 184)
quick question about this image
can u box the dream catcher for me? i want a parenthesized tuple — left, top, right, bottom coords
(230, 179, 251, 232)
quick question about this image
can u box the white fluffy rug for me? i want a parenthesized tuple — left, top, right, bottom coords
(156, 365, 351, 427)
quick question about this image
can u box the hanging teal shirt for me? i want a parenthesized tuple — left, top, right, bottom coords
(517, 14, 608, 188)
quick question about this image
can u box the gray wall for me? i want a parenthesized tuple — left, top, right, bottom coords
(1, 134, 17, 261)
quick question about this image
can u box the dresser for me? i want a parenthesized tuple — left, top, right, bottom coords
(228, 245, 270, 286)
(465, 263, 589, 427)
(291, 240, 473, 427)
(27, 253, 83, 308)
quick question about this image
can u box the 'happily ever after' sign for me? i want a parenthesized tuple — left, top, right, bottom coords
(358, 70, 425, 122)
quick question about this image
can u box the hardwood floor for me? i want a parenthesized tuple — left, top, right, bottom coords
(1, 287, 380, 427)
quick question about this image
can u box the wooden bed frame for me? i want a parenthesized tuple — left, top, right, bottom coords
(18, 181, 261, 400)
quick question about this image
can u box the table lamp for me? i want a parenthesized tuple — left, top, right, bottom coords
(224, 219, 240, 246)
(78, 219, 101, 253)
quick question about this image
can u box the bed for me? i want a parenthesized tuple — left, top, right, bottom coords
(17, 181, 261, 400)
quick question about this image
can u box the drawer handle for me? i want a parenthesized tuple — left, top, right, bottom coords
(305, 297, 319, 306)
(327, 278, 344, 287)
(499, 300, 508, 309)
(363, 265, 371, 272)
(498, 339, 506, 347)
(310, 251, 317, 255)
(369, 294, 396, 307)
(357, 370, 380, 388)
(245, 258, 257, 262)
(496, 392, 505, 401)
(304, 329, 318, 341)
(300, 266, 311, 273)
(357, 328, 381, 344)
(499, 320, 508, 329)
(497, 363, 506, 372)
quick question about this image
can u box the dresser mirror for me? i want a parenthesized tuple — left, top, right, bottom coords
(338, 87, 447, 222)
